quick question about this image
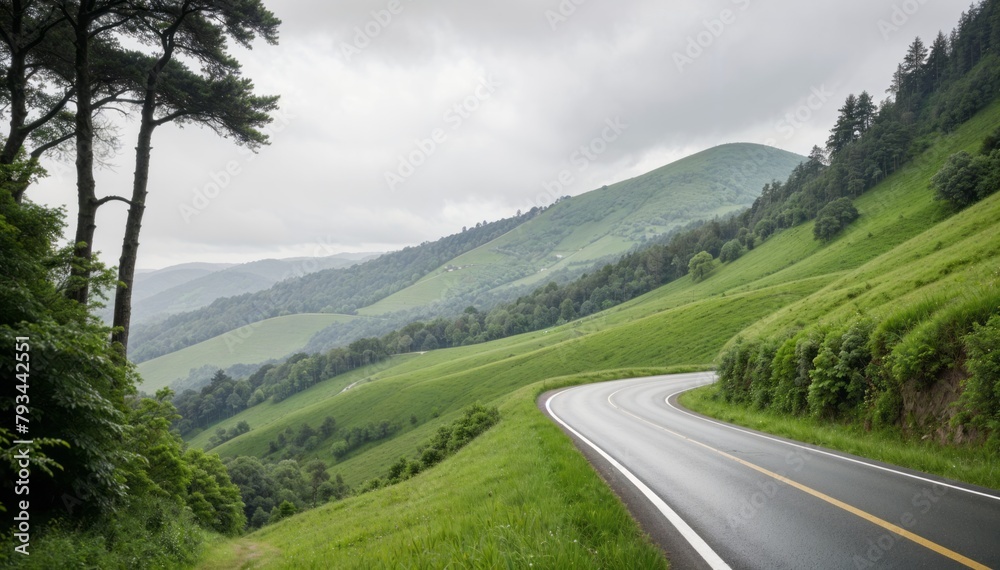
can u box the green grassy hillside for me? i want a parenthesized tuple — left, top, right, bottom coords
(137, 314, 360, 393)
(359, 143, 804, 315)
(195, 102, 999, 568)
(198, 374, 674, 570)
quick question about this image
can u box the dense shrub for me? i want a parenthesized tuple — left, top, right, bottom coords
(717, 291, 999, 439)
(0, 497, 203, 569)
(932, 149, 1000, 207)
(719, 239, 745, 263)
(813, 198, 860, 241)
(807, 321, 873, 418)
(956, 315, 1000, 448)
(373, 404, 501, 488)
(688, 251, 716, 281)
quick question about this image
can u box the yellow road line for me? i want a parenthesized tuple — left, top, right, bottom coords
(607, 389, 990, 570)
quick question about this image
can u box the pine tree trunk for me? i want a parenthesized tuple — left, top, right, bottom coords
(112, 60, 162, 353)
(2, 52, 28, 166)
(111, 118, 154, 352)
(2, 11, 30, 203)
(68, 5, 97, 306)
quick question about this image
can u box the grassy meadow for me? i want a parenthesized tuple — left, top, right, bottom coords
(137, 313, 360, 393)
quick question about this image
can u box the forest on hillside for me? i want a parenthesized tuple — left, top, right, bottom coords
(128, 212, 534, 362)
(171, 0, 1000, 441)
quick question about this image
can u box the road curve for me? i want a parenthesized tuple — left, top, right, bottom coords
(542, 372, 1000, 570)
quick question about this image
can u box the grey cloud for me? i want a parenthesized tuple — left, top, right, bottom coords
(31, 0, 970, 268)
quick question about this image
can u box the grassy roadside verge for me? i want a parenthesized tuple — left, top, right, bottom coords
(680, 384, 1000, 490)
(197, 367, 708, 569)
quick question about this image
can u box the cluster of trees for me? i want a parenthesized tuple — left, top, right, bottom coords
(0, 0, 281, 357)
(368, 404, 500, 490)
(129, 212, 535, 362)
(0, 1, 285, 564)
(328, 419, 399, 461)
(813, 198, 860, 241)
(222, 404, 499, 532)
(0, 170, 250, 563)
(125, 392, 246, 535)
(224, 456, 349, 530)
(174, 369, 262, 434)
(173, 349, 396, 433)
(207, 420, 251, 449)
(717, 290, 1000, 447)
(932, 128, 1000, 207)
(744, 2, 1000, 247)
(266, 418, 340, 457)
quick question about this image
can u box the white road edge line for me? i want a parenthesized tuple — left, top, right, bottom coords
(664, 380, 1000, 503)
(545, 389, 731, 570)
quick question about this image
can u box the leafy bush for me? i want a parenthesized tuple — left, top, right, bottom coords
(890, 292, 1000, 386)
(807, 321, 872, 418)
(932, 149, 1000, 207)
(769, 336, 800, 413)
(956, 315, 1000, 447)
(808, 327, 845, 418)
(688, 251, 715, 281)
(749, 340, 779, 409)
(0, 497, 203, 569)
(719, 239, 744, 263)
(184, 449, 246, 535)
(717, 338, 753, 404)
(813, 197, 859, 241)
(423, 403, 501, 467)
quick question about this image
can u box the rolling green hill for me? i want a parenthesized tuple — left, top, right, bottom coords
(130, 254, 377, 324)
(133, 144, 801, 367)
(136, 313, 361, 393)
(133, 262, 235, 299)
(128, 216, 530, 363)
(196, 100, 1000, 568)
(359, 143, 804, 315)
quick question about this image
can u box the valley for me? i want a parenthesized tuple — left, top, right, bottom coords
(193, 97, 1000, 568)
(4, 3, 999, 569)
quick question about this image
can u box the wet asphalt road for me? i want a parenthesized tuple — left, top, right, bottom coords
(543, 372, 1000, 570)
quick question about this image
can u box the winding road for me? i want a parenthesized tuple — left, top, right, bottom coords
(543, 372, 1000, 570)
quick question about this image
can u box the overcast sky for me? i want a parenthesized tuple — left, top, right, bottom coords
(30, 0, 969, 269)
